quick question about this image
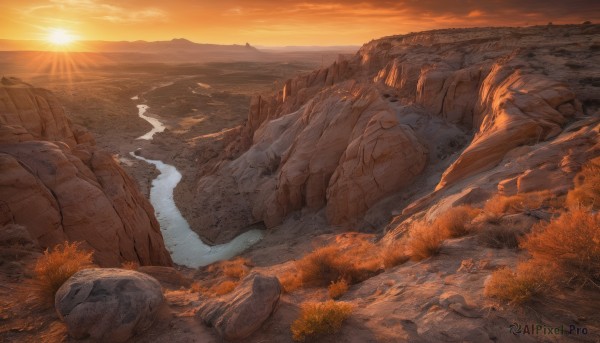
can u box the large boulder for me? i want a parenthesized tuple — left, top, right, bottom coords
(196, 273, 281, 341)
(55, 268, 165, 342)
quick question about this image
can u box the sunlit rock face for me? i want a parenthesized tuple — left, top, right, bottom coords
(191, 25, 600, 242)
(0, 78, 172, 267)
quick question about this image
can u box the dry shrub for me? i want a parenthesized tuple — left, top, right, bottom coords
(291, 300, 353, 342)
(436, 205, 480, 237)
(121, 261, 139, 270)
(381, 241, 409, 269)
(521, 209, 600, 285)
(191, 257, 251, 296)
(566, 158, 600, 210)
(207, 257, 251, 279)
(210, 280, 238, 296)
(222, 259, 250, 279)
(279, 272, 303, 293)
(483, 191, 554, 222)
(478, 225, 525, 249)
(294, 237, 381, 287)
(328, 279, 349, 299)
(190, 281, 205, 293)
(34, 242, 94, 303)
(408, 222, 449, 261)
(485, 260, 555, 304)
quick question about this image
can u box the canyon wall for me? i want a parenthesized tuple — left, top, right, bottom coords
(191, 25, 600, 243)
(0, 78, 172, 267)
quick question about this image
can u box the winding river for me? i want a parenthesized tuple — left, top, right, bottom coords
(130, 94, 263, 268)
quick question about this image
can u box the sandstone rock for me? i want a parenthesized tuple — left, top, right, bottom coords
(137, 266, 193, 289)
(196, 273, 281, 341)
(190, 25, 600, 242)
(55, 268, 164, 343)
(0, 79, 77, 146)
(326, 110, 427, 224)
(0, 81, 172, 267)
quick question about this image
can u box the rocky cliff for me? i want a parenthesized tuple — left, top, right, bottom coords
(190, 25, 599, 243)
(0, 77, 172, 267)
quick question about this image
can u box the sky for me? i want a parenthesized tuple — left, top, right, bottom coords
(1, 0, 599, 46)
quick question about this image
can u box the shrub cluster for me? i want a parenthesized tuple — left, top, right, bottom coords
(34, 242, 94, 304)
(291, 300, 353, 342)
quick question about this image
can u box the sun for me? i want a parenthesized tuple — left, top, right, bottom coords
(47, 28, 76, 46)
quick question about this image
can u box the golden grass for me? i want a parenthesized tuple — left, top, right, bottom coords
(478, 225, 524, 249)
(34, 242, 94, 304)
(483, 191, 554, 222)
(211, 280, 238, 296)
(190, 281, 205, 293)
(381, 240, 409, 269)
(566, 158, 600, 210)
(207, 257, 251, 279)
(436, 205, 480, 238)
(279, 272, 303, 293)
(486, 209, 600, 304)
(484, 260, 554, 304)
(191, 257, 250, 296)
(521, 209, 600, 285)
(121, 261, 139, 270)
(407, 222, 449, 261)
(293, 238, 381, 288)
(291, 300, 353, 342)
(328, 279, 349, 299)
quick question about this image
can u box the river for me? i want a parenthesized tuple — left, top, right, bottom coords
(130, 93, 263, 267)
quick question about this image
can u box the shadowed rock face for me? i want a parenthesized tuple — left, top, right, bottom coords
(0, 78, 172, 267)
(190, 25, 600, 243)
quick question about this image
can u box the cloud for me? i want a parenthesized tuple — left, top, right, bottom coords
(24, 0, 167, 24)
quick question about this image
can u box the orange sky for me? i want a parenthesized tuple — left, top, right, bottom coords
(1, 0, 599, 46)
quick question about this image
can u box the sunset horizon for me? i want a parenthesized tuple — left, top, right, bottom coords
(1, 0, 598, 47)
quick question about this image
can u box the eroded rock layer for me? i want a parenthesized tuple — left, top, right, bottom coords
(191, 25, 599, 243)
(0, 78, 172, 267)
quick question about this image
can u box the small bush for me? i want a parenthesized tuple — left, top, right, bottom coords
(436, 205, 479, 237)
(121, 261, 139, 270)
(478, 225, 525, 249)
(566, 158, 600, 210)
(190, 281, 205, 293)
(291, 300, 353, 342)
(328, 279, 349, 299)
(408, 222, 449, 261)
(34, 242, 94, 303)
(210, 280, 238, 296)
(381, 241, 409, 269)
(484, 191, 553, 222)
(207, 257, 251, 279)
(521, 209, 600, 285)
(485, 260, 555, 304)
(222, 258, 251, 279)
(278, 272, 303, 293)
(294, 238, 381, 287)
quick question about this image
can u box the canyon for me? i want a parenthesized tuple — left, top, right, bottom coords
(1, 24, 599, 342)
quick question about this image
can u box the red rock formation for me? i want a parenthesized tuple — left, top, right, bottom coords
(0, 78, 171, 267)
(191, 25, 600, 243)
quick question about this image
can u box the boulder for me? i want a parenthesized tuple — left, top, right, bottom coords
(55, 268, 165, 342)
(196, 273, 281, 341)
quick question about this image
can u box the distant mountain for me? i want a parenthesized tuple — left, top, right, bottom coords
(0, 38, 263, 62)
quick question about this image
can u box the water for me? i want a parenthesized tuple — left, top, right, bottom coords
(136, 105, 165, 140)
(131, 95, 264, 267)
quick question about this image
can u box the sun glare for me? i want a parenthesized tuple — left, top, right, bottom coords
(47, 28, 75, 46)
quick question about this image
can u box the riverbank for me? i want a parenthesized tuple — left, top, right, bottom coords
(130, 94, 264, 267)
